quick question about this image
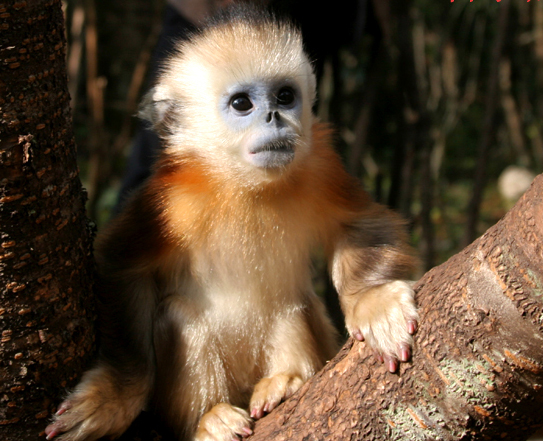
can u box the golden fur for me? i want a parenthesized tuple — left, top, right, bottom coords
(46, 6, 417, 441)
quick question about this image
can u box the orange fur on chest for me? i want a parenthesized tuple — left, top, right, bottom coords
(152, 123, 369, 248)
(99, 124, 370, 277)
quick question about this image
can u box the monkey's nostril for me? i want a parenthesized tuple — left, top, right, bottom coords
(266, 111, 281, 124)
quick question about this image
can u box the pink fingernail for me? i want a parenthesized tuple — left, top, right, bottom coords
(388, 359, 398, 372)
(251, 407, 263, 419)
(45, 429, 58, 440)
(55, 401, 70, 416)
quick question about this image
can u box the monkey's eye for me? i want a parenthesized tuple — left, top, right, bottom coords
(276, 87, 295, 106)
(230, 93, 253, 112)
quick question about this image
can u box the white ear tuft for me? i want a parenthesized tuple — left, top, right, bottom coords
(138, 84, 176, 132)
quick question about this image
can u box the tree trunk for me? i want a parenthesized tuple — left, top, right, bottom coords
(249, 174, 543, 441)
(0, 1, 95, 439)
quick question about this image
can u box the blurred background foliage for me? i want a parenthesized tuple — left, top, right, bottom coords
(63, 0, 542, 272)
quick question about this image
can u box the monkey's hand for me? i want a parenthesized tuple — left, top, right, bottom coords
(249, 374, 304, 420)
(342, 280, 418, 373)
(44, 366, 148, 441)
(194, 403, 253, 441)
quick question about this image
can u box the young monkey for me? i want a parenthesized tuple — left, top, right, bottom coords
(46, 5, 418, 441)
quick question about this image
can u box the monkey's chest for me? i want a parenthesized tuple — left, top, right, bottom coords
(190, 221, 316, 304)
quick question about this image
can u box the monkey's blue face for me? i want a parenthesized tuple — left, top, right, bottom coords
(220, 79, 305, 170)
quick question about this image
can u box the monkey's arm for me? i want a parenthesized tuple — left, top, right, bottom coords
(330, 203, 418, 373)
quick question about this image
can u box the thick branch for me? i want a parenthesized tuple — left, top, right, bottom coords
(250, 174, 543, 441)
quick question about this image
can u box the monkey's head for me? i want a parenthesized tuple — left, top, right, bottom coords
(140, 6, 317, 185)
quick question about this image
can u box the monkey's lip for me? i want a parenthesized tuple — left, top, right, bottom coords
(249, 138, 296, 155)
(248, 138, 296, 169)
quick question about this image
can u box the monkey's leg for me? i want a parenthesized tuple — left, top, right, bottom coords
(152, 297, 255, 441)
(249, 297, 338, 419)
(45, 363, 152, 441)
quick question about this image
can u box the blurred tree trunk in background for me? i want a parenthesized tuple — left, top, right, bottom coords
(69, 0, 163, 222)
(389, 0, 435, 270)
(0, 1, 95, 439)
(463, 0, 510, 247)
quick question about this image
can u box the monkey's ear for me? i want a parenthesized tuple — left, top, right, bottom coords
(138, 85, 176, 133)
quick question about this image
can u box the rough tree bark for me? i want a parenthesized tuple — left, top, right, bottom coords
(249, 175, 543, 441)
(0, 0, 95, 439)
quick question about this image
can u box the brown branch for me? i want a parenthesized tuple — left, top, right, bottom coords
(247, 174, 543, 441)
(0, 0, 95, 438)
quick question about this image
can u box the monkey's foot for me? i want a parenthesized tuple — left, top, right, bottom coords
(346, 280, 418, 373)
(45, 396, 133, 441)
(194, 403, 253, 441)
(249, 374, 304, 419)
(45, 367, 147, 441)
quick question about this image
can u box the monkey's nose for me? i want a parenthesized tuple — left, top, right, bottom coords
(266, 111, 281, 123)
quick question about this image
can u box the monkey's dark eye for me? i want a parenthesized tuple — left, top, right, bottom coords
(230, 94, 253, 112)
(276, 87, 295, 106)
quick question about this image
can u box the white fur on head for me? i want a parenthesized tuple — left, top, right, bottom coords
(139, 5, 317, 184)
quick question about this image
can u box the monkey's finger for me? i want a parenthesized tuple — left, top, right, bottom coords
(55, 400, 72, 416)
(383, 353, 398, 373)
(373, 349, 384, 364)
(250, 407, 264, 420)
(407, 319, 418, 335)
(399, 343, 411, 362)
(250, 374, 303, 420)
(352, 329, 364, 341)
(45, 425, 60, 440)
(44, 399, 73, 439)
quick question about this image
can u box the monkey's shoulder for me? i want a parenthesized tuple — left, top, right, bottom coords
(95, 184, 175, 269)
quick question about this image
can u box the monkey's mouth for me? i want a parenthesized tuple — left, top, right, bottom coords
(249, 138, 296, 169)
